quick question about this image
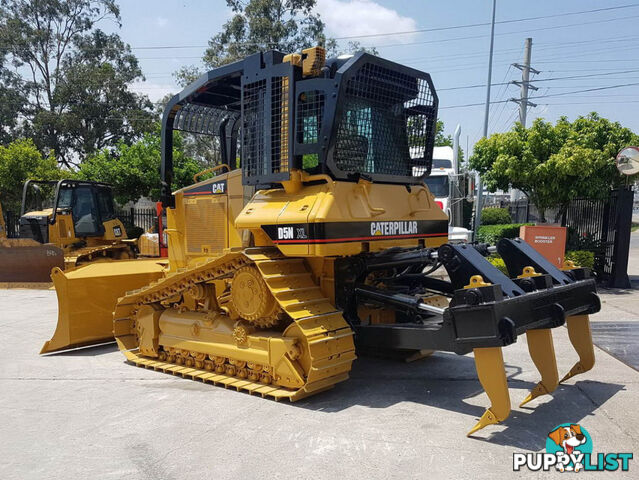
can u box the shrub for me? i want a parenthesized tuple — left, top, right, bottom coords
(565, 250, 595, 269)
(481, 207, 512, 225)
(566, 226, 601, 252)
(476, 223, 533, 245)
(119, 221, 144, 239)
(488, 256, 509, 275)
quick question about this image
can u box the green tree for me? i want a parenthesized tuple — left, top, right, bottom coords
(175, 0, 334, 86)
(435, 120, 451, 147)
(0, 52, 25, 144)
(0, 0, 153, 167)
(77, 127, 201, 204)
(470, 113, 639, 222)
(0, 138, 64, 212)
(433, 119, 464, 163)
(338, 41, 378, 56)
(205, 0, 330, 68)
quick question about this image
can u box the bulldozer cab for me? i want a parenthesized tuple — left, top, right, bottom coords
(20, 179, 123, 243)
(159, 48, 438, 207)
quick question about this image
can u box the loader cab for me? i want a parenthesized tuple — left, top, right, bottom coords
(19, 179, 120, 243)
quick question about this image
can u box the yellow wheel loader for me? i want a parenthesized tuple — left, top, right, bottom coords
(43, 47, 599, 435)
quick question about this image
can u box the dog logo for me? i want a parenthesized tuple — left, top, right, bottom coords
(514, 423, 632, 472)
(547, 424, 590, 472)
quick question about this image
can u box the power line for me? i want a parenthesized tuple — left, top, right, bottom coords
(539, 100, 639, 105)
(395, 34, 639, 66)
(3, 4, 639, 53)
(531, 82, 639, 99)
(499, 108, 520, 132)
(371, 13, 639, 50)
(488, 63, 516, 133)
(439, 81, 639, 109)
(437, 68, 639, 92)
(332, 3, 639, 40)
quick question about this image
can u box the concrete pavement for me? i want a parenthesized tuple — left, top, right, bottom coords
(2, 238, 639, 479)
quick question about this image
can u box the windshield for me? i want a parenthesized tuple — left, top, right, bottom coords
(72, 186, 100, 235)
(97, 188, 115, 220)
(432, 159, 452, 169)
(332, 62, 436, 180)
(425, 175, 449, 197)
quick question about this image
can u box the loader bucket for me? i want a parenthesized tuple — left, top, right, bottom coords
(40, 259, 167, 354)
(0, 239, 64, 285)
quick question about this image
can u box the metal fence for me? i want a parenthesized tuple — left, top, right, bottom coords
(2, 210, 20, 238)
(494, 188, 634, 287)
(115, 207, 156, 232)
(498, 199, 560, 224)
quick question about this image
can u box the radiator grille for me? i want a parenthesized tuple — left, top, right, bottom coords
(185, 197, 227, 254)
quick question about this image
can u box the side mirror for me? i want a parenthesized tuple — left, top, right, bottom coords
(616, 146, 639, 176)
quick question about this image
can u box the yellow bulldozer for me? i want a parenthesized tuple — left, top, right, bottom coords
(0, 179, 140, 285)
(41, 47, 599, 435)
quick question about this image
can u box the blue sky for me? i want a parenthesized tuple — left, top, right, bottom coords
(106, 0, 639, 154)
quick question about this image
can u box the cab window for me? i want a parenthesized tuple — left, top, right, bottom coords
(432, 159, 452, 169)
(97, 188, 115, 220)
(57, 188, 73, 209)
(425, 176, 450, 197)
(72, 186, 100, 236)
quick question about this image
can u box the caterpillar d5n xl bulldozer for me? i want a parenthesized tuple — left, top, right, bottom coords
(44, 47, 600, 435)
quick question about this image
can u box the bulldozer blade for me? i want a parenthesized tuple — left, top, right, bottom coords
(467, 347, 511, 436)
(560, 314, 595, 384)
(520, 328, 559, 407)
(0, 239, 64, 284)
(40, 259, 166, 354)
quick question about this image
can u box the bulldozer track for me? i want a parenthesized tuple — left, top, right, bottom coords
(113, 248, 355, 401)
(66, 244, 132, 269)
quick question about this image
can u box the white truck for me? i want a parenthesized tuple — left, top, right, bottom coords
(413, 146, 472, 243)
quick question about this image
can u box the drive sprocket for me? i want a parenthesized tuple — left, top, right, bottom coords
(229, 265, 281, 327)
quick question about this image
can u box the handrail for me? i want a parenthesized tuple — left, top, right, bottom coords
(193, 164, 230, 183)
(357, 182, 385, 216)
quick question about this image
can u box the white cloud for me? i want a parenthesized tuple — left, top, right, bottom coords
(315, 0, 417, 44)
(130, 81, 177, 103)
(155, 17, 168, 28)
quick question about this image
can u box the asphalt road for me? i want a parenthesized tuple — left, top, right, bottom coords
(1, 284, 638, 479)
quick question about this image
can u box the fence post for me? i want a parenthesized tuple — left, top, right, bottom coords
(609, 187, 633, 289)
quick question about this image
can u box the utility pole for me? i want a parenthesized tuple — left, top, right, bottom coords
(510, 37, 539, 127)
(509, 38, 540, 202)
(472, 0, 497, 241)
